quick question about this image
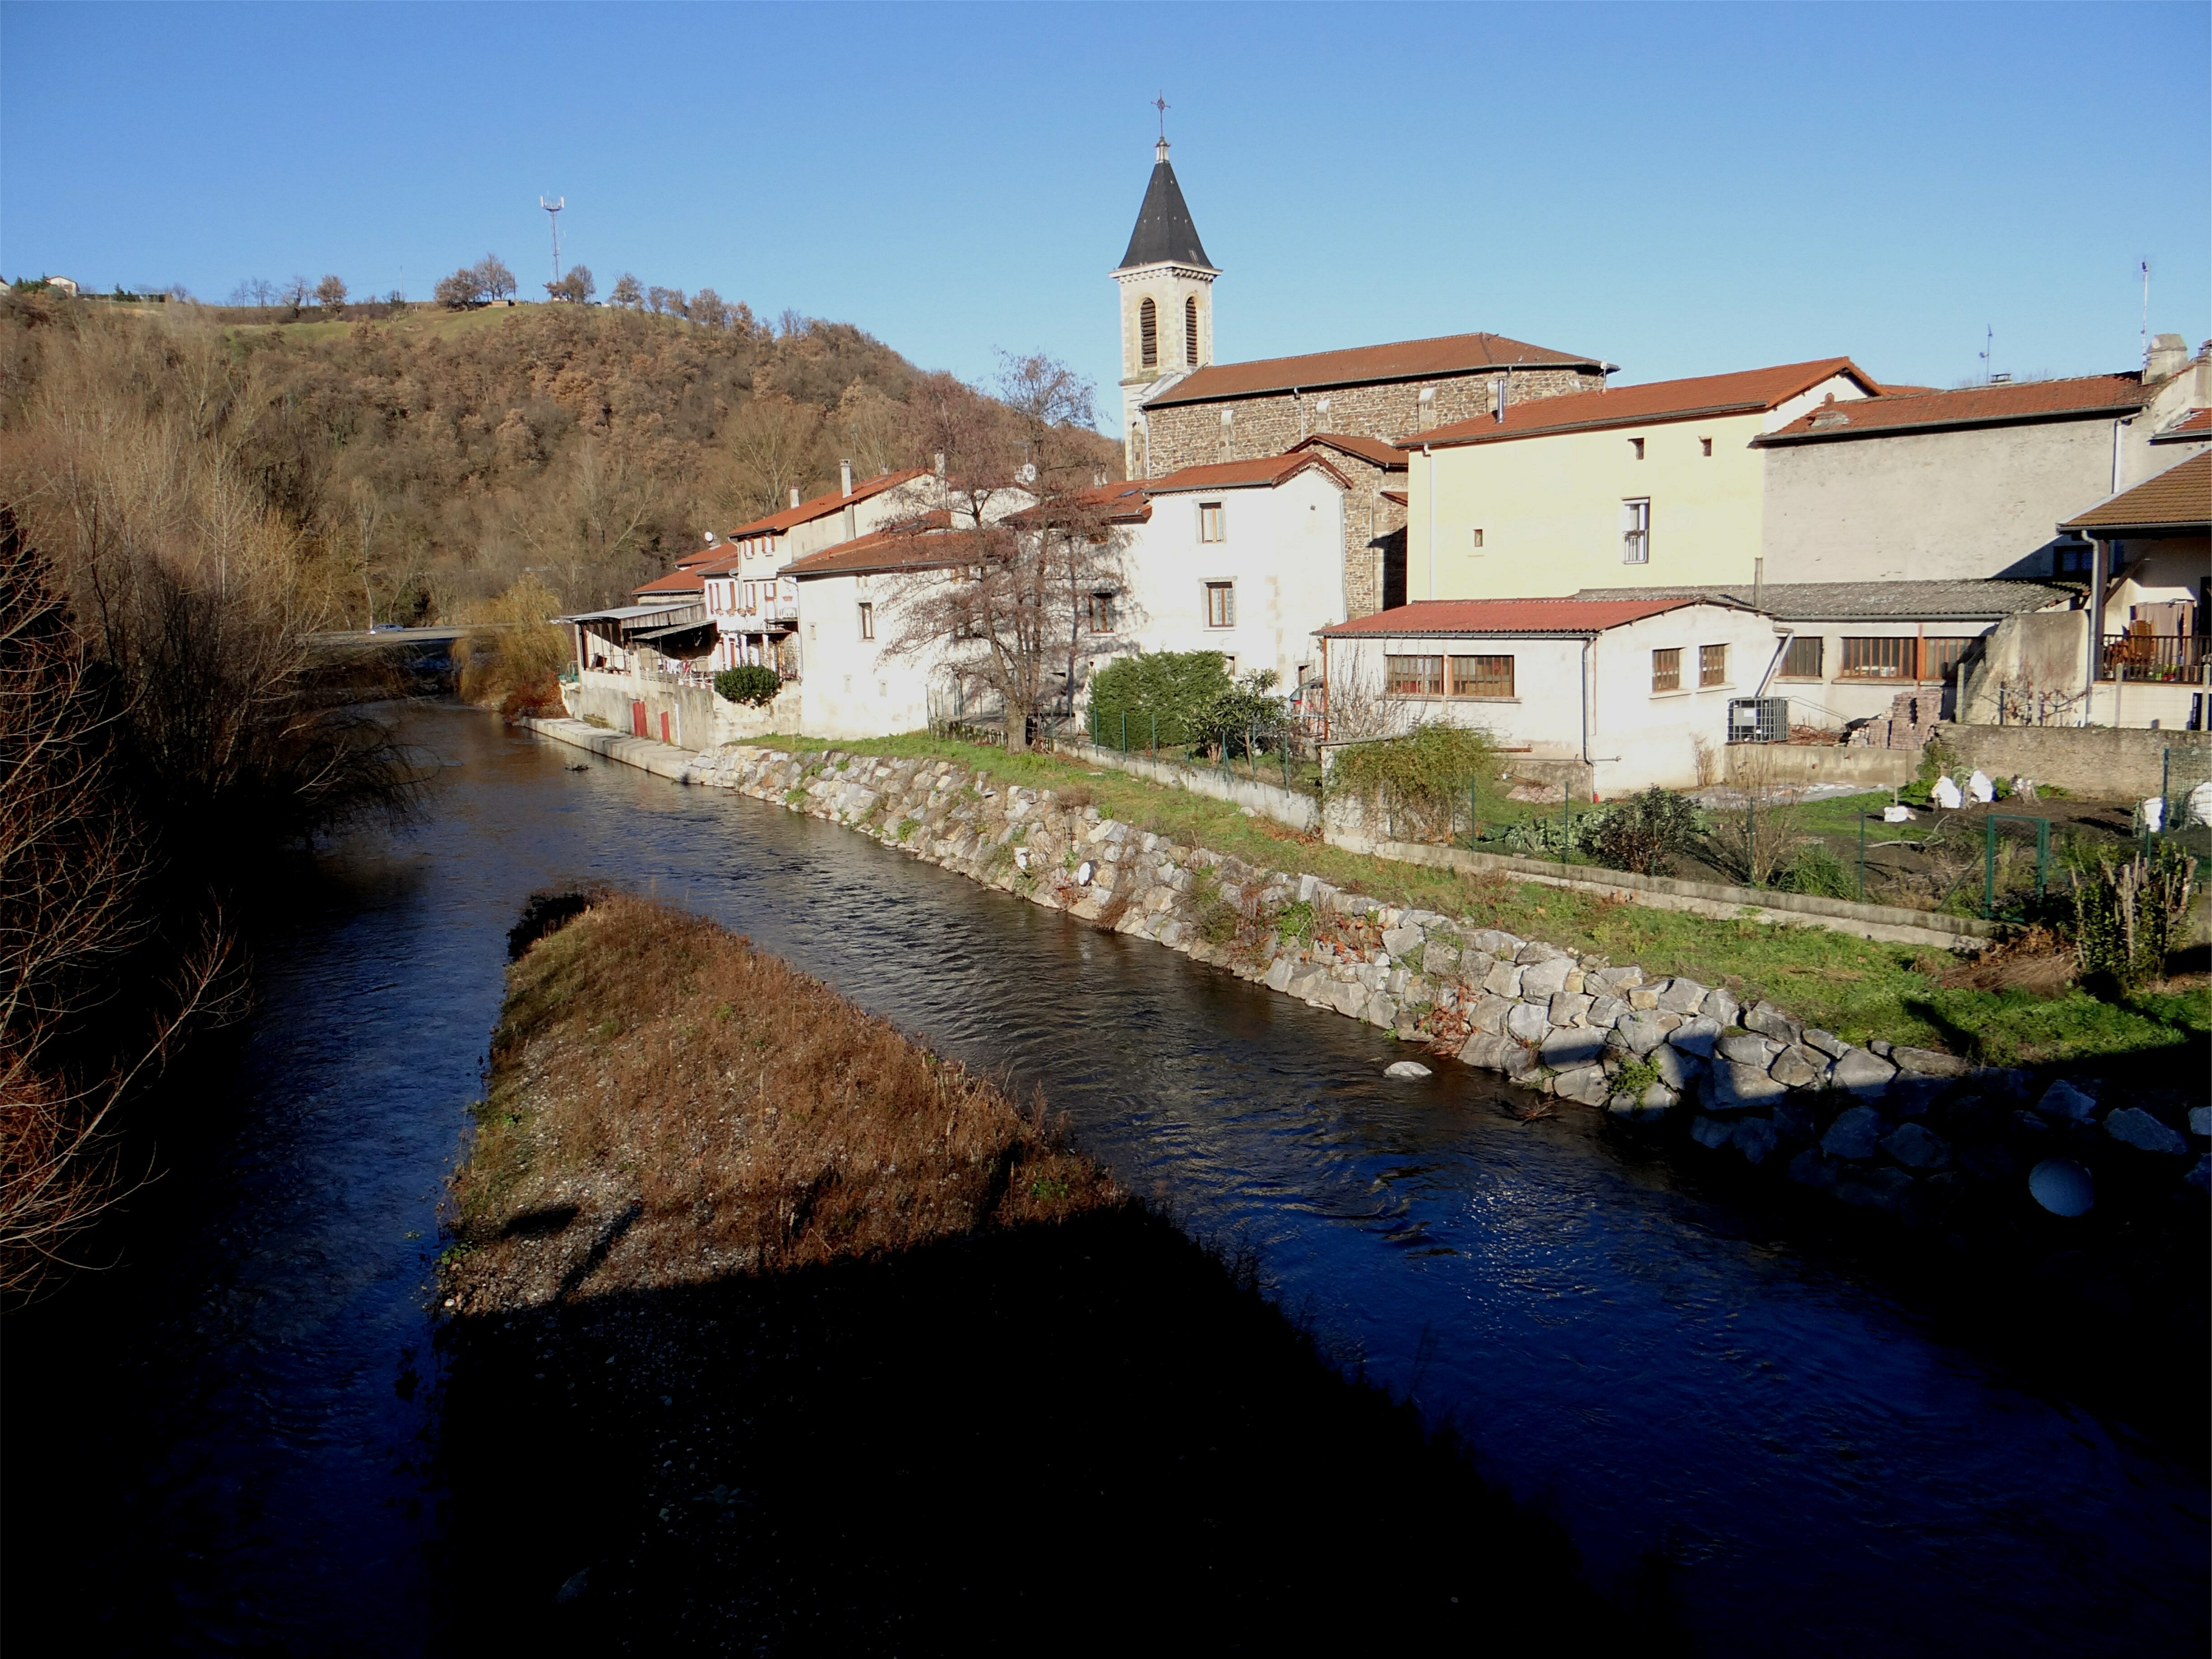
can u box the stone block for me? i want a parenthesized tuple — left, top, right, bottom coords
(1822, 1106, 1886, 1161)
(1515, 941, 1570, 966)
(2192, 1106, 2212, 1139)
(1421, 942, 1462, 978)
(1710, 1060, 1789, 1112)
(1365, 993, 1399, 1030)
(1881, 1121, 1951, 1170)
(1801, 1028, 1850, 1059)
(2104, 1107, 2190, 1157)
(1890, 1045, 1970, 1078)
(1788, 1147, 1840, 1190)
(1585, 995, 1629, 1030)
(1540, 1026, 1607, 1069)
(1667, 1016, 1722, 1059)
(1465, 994, 1514, 1034)
(1655, 977, 1707, 1014)
(1482, 961, 1524, 999)
(1771, 1099, 1817, 1142)
(1885, 1074, 1951, 1118)
(1651, 1045, 1701, 1092)
(2034, 1080, 2098, 1123)
(1467, 928, 1522, 956)
(1552, 1065, 1612, 1106)
(1742, 1001, 1799, 1044)
(1327, 980, 1368, 1019)
(1382, 924, 1425, 958)
(1506, 1002, 1551, 1043)
(1588, 965, 1644, 994)
(1547, 992, 1594, 1028)
(1768, 1045, 1827, 1091)
(1627, 988, 1661, 1011)
(1690, 1115, 1735, 1150)
(1518, 956, 1574, 999)
(1717, 1031, 1781, 1068)
(1828, 1048, 1896, 1100)
(1263, 957, 1295, 993)
(1701, 987, 1741, 1027)
(1461, 1032, 1536, 1078)
(1734, 1117, 1781, 1165)
(1616, 1011, 1671, 1055)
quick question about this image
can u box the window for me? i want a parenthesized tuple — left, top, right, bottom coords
(1621, 498, 1650, 564)
(1449, 654, 1514, 698)
(1386, 654, 1445, 697)
(1185, 296, 1200, 364)
(1923, 637, 1973, 681)
(2055, 540, 2093, 576)
(1086, 591, 1115, 633)
(1139, 298, 1157, 367)
(1205, 581, 1235, 628)
(1470, 528, 1486, 549)
(1700, 436, 1714, 457)
(1839, 637, 1913, 680)
(1780, 635, 1824, 679)
(1630, 437, 1645, 459)
(1199, 501, 1225, 542)
(858, 602, 874, 641)
(1652, 647, 1682, 693)
(1699, 644, 1727, 687)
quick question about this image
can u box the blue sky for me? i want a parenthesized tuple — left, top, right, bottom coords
(4, 2, 2205, 432)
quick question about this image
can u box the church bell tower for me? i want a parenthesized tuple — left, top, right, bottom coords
(1113, 133, 1218, 478)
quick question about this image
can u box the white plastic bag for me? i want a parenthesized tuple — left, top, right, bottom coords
(1883, 804, 1915, 824)
(1931, 775, 1964, 810)
(2187, 780, 2212, 829)
(2141, 797, 2165, 834)
(1967, 769, 1995, 804)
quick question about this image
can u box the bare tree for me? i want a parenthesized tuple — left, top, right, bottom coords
(646, 285, 683, 319)
(474, 255, 518, 302)
(546, 264, 595, 305)
(689, 287, 728, 329)
(881, 355, 1121, 752)
(719, 394, 823, 519)
(609, 272, 643, 310)
(434, 267, 481, 309)
(314, 274, 348, 312)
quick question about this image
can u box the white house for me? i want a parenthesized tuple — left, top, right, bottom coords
(1095, 451, 1349, 698)
(1317, 595, 1780, 795)
(780, 519, 971, 739)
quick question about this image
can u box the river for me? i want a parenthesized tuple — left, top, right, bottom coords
(7, 703, 2205, 1656)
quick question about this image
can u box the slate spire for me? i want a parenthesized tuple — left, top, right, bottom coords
(1116, 138, 1215, 272)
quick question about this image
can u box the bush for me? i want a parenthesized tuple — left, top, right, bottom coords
(456, 576, 568, 713)
(1192, 669, 1287, 759)
(1327, 722, 1500, 844)
(2070, 842, 2195, 987)
(1087, 650, 1231, 749)
(1588, 787, 1702, 876)
(714, 665, 781, 707)
(1781, 842, 1856, 899)
(1499, 808, 1607, 860)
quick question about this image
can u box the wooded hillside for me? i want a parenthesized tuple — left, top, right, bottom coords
(0, 291, 1119, 621)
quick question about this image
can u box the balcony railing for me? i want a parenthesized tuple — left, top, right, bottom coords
(2098, 634, 2209, 682)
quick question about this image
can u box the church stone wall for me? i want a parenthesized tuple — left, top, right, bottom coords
(1138, 365, 1603, 478)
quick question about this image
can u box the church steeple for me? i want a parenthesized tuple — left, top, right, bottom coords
(1113, 124, 1218, 477)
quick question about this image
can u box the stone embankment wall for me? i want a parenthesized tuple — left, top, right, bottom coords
(525, 718, 2211, 1226)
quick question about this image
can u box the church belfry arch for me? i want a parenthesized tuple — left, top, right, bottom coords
(1112, 131, 1218, 477)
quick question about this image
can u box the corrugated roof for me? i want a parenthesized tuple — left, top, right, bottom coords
(2152, 407, 2212, 442)
(1407, 359, 1875, 451)
(2061, 450, 2212, 534)
(1318, 595, 1738, 638)
(1571, 580, 2072, 622)
(1146, 452, 1348, 492)
(1145, 331, 1603, 408)
(1291, 432, 1408, 471)
(782, 513, 963, 578)
(1116, 146, 1213, 272)
(1757, 374, 2148, 445)
(726, 468, 929, 538)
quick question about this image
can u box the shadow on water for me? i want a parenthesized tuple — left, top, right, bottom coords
(3, 704, 2204, 1658)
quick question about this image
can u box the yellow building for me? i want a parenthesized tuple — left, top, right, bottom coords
(1398, 358, 1879, 601)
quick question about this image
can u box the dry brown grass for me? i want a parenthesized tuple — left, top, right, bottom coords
(1939, 924, 2076, 997)
(444, 894, 1117, 1312)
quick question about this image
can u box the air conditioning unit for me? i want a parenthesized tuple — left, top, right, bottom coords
(1728, 696, 1787, 745)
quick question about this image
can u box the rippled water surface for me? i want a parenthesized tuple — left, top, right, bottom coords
(9, 707, 2206, 1656)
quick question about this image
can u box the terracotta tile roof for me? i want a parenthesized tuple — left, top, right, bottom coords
(1007, 480, 1152, 527)
(1380, 489, 1409, 507)
(2152, 407, 2212, 442)
(2060, 451, 2212, 534)
(1408, 359, 1876, 451)
(634, 566, 710, 597)
(1145, 452, 1348, 492)
(1572, 580, 2071, 621)
(1144, 331, 1603, 408)
(1318, 595, 1746, 638)
(782, 513, 961, 578)
(1291, 432, 1408, 471)
(1757, 374, 2148, 445)
(726, 467, 930, 538)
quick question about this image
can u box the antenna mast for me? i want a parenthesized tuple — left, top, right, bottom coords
(1979, 323, 1993, 385)
(540, 196, 565, 292)
(2140, 259, 2151, 364)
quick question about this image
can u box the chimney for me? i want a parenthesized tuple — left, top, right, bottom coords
(1492, 377, 1509, 424)
(1416, 386, 1437, 432)
(932, 450, 946, 477)
(840, 459, 854, 497)
(789, 486, 801, 509)
(2146, 332, 2188, 381)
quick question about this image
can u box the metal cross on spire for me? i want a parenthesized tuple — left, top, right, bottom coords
(1153, 94, 1170, 160)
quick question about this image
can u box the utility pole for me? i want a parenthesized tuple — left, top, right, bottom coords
(540, 196, 565, 293)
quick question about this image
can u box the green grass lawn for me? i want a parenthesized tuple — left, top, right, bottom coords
(730, 731, 2208, 1068)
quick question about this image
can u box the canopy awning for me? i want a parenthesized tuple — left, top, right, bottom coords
(632, 620, 720, 660)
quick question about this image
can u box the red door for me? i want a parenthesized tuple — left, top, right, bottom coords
(630, 701, 647, 737)
(659, 710, 673, 744)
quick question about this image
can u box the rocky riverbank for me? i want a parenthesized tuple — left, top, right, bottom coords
(529, 721, 2209, 1255)
(435, 892, 1646, 1650)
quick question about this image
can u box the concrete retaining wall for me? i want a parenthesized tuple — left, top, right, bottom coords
(1939, 723, 2212, 799)
(1727, 744, 1918, 790)
(1065, 741, 1320, 831)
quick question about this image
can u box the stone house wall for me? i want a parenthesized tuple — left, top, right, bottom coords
(1139, 365, 1602, 479)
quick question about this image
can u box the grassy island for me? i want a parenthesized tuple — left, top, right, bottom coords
(436, 893, 1655, 1650)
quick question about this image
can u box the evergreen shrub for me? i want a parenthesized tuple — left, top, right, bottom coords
(1087, 651, 1231, 750)
(715, 665, 781, 706)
